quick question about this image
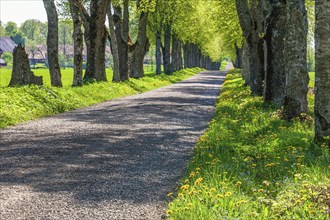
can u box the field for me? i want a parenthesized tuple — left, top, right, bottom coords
(166, 70, 329, 219)
(0, 67, 202, 128)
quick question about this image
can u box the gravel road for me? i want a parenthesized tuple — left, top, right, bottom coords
(0, 71, 226, 220)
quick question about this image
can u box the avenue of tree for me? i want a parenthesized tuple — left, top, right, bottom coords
(0, 0, 329, 145)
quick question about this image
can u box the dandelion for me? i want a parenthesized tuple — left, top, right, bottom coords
(189, 172, 196, 178)
(294, 173, 302, 180)
(216, 194, 224, 198)
(262, 180, 270, 187)
(194, 178, 203, 186)
(178, 193, 184, 197)
(166, 210, 172, 215)
(210, 188, 216, 192)
(180, 184, 190, 191)
(187, 203, 193, 207)
(167, 192, 173, 197)
(235, 181, 242, 187)
(225, 191, 232, 197)
(258, 189, 264, 193)
(195, 167, 201, 171)
(275, 182, 280, 187)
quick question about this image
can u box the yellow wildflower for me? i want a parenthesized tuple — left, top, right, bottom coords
(194, 178, 203, 186)
(225, 191, 232, 197)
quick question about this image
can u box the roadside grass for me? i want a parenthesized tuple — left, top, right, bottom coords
(309, 72, 315, 88)
(166, 70, 329, 220)
(0, 67, 202, 128)
(220, 61, 228, 71)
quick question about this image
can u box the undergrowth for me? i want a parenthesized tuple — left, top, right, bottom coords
(0, 67, 202, 128)
(166, 70, 329, 220)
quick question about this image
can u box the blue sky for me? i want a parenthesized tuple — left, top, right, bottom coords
(0, 0, 47, 25)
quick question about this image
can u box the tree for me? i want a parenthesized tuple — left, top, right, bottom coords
(113, 0, 130, 81)
(84, 0, 109, 81)
(282, 0, 309, 119)
(20, 19, 42, 41)
(58, 20, 73, 60)
(130, 0, 151, 79)
(314, 0, 330, 145)
(5, 21, 18, 36)
(69, 0, 83, 86)
(235, 0, 265, 96)
(43, 0, 62, 87)
(0, 21, 6, 36)
(107, 0, 121, 82)
(263, 1, 286, 105)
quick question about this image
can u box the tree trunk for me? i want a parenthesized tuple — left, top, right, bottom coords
(114, 1, 129, 81)
(84, 0, 109, 81)
(184, 43, 190, 68)
(314, 0, 330, 144)
(9, 45, 43, 86)
(107, 0, 120, 82)
(163, 22, 171, 74)
(234, 43, 242, 68)
(155, 29, 162, 75)
(130, 8, 149, 79)
(171, 33, 182, 72)
(69, 0, 83, 86)
(263, 1, 286, 105)
(236, 0, 264, 95)
(43, 0, 62, 87)
(283, 0, 309, 119)
(242, 44, 250, 85)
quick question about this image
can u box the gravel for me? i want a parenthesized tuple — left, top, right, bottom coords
(0, 71, 226, 220)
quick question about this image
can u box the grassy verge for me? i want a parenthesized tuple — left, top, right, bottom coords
(0, 67, 202, 128)
(166, 70, 329, 220)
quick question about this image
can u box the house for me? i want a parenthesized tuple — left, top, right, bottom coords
(0, 37, 17, 67)
(0, 37, 17, 56)
(0, 58, 7, 67)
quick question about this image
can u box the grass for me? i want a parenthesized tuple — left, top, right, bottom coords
(220, 61, 228, 71)
(309, 72, 315, 88)
(166, 70, 329, 220)
(0, 67, 203, 128)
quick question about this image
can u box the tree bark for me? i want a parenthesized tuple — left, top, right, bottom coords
(236, 0, 264, 95)
(130, 6, 149, 79)
(114, 1, 129, 81)
(263, 1, 286, 105)
(163, 22, 171, 74)
(107, 0, 120, 82)
(9, 45, 43, 86)
(69, 0, 83, 86)
(84, 0, 109, 81)
(242, 44, 250, 85)
(184, 43, 191, 68)
(314, 0, 330, 144)
(283, 0, 309, 119)
(234, 43, 242, 68)
(171, 33, 182, 72)
(43, 0, 62, 87)
(155, 28, 162, 74)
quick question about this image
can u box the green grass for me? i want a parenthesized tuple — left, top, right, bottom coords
(309, 72, 315, 88)
(166, 70, 329, 220)
(0, 67, 202, 128)
(220, 61, 228, 71)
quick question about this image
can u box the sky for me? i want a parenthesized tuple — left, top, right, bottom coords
(0, 0, 47, 26)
